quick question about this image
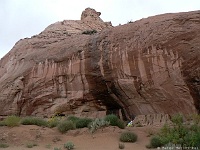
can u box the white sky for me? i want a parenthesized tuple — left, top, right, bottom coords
(1, 0, 200, 59)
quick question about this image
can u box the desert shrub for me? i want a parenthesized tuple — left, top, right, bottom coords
(0, 143, 9, 148)
(0, 121, 6, 126)
(104, 114, 119, 126)
(64, 141, 74, 150)
(149, 136, 164, 148)
(171, 113, 184, 125)
(104, 114, 126, 129)
(147, 114, 200, 149)
(4, 115, 20, 127)
(75, 118, 93, 128)
(26, 143, 38, 148)
(48, 117, 61, 128)
(89, 118, 110, 133)
(117, 119, 125, 129)
(57, 120, 75, 133)
(82, 30, 97, 35)
(118, 143, 125, 149)
(191, 114, 200, 124)
(127, 20, 133, 23)
(67, 116, 80, 123)
(120, 131, 137, 143)
(21, 117, 48, 127)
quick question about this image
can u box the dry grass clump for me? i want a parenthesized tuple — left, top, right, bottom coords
(21, 117, 48, 127)
(120, 131, 137, 143)
(4, 115, 21, 127)
(57, 120, 75, 133)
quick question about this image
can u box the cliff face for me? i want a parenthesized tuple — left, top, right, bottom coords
(0, 8, 200, 119)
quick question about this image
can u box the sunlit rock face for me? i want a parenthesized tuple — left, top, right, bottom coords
(0, 8, 199, 119)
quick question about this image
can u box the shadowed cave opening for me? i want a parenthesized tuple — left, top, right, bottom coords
(92, 90, 128, 120)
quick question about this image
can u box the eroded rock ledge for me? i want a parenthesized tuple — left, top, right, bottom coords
(0, 8, 200, 119)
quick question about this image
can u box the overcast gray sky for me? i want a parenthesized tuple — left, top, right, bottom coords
(1, 0, 200, 59)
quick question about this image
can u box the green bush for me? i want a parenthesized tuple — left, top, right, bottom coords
(147, 114, 200, 148)
(48, 117, 61, 128)
(67, 116, 93, 128)
(191, 114, 200, 124)
(104, 114, 126, 129)
(57, 120, 75, 133)
(75, 118, 93, 128)
(0, 121, 6, 126)
(64, 141, 74, 150)
(21, 117, 48, 127)
(120, 131, 137, 143)
(0, 143, 9, 148)
(104, 114, 119, 126)
(149, 136, 164, 148)
(89, 118, 110, 133)
(67, 116, 80, 123)
(4, 115, 21, 127)
(171, 113, 184, 125)
(117, 119, 125, 129)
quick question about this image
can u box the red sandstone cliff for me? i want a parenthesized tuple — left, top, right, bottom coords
(0, 8, 199, 119)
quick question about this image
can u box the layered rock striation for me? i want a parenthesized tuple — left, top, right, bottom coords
(0, 8, 200, 119)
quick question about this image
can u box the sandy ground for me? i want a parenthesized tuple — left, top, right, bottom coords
(0, 125, 159, 150)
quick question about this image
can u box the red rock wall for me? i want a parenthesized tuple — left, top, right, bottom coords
(0, 9, 199, 119)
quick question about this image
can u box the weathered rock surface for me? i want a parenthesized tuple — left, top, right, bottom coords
(0, 8, 200, 119)
(132, 114, 171, 126)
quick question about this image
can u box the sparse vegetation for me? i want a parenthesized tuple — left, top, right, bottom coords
(104, 114, 119, 126)
(147, 114, 200, 149)
(120, 131, 138, 143)
(26, 142, 38, 148)
(45, 144, 51, 149)
(0, 143, 9, 148)
(0, 121, 6, 126)
(89, 118, 110, 133)
(21, 117, 48, 127)
(127, 20, 133, 23)
(75, 118, 93, 128)
(116, 119, 126, 129)
(57, 120, 75, 133)
(190, 113, 200, 124)
(118, 143, 125, 149)
(82, 30, 97, 35)
(104, 114, 125, 129)
(64, 141, 74, 150)
(48, 117, 61, 128)
(4, 115, 21, 127)
(67, 116, 93, 128)
(54, 147, 62, 150)
(67, 116, 80, 123)
(148, 136, 163, 148)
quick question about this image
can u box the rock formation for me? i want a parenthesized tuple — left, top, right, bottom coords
(132, 114, 171, 126)
(0, 8, 200, 119)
